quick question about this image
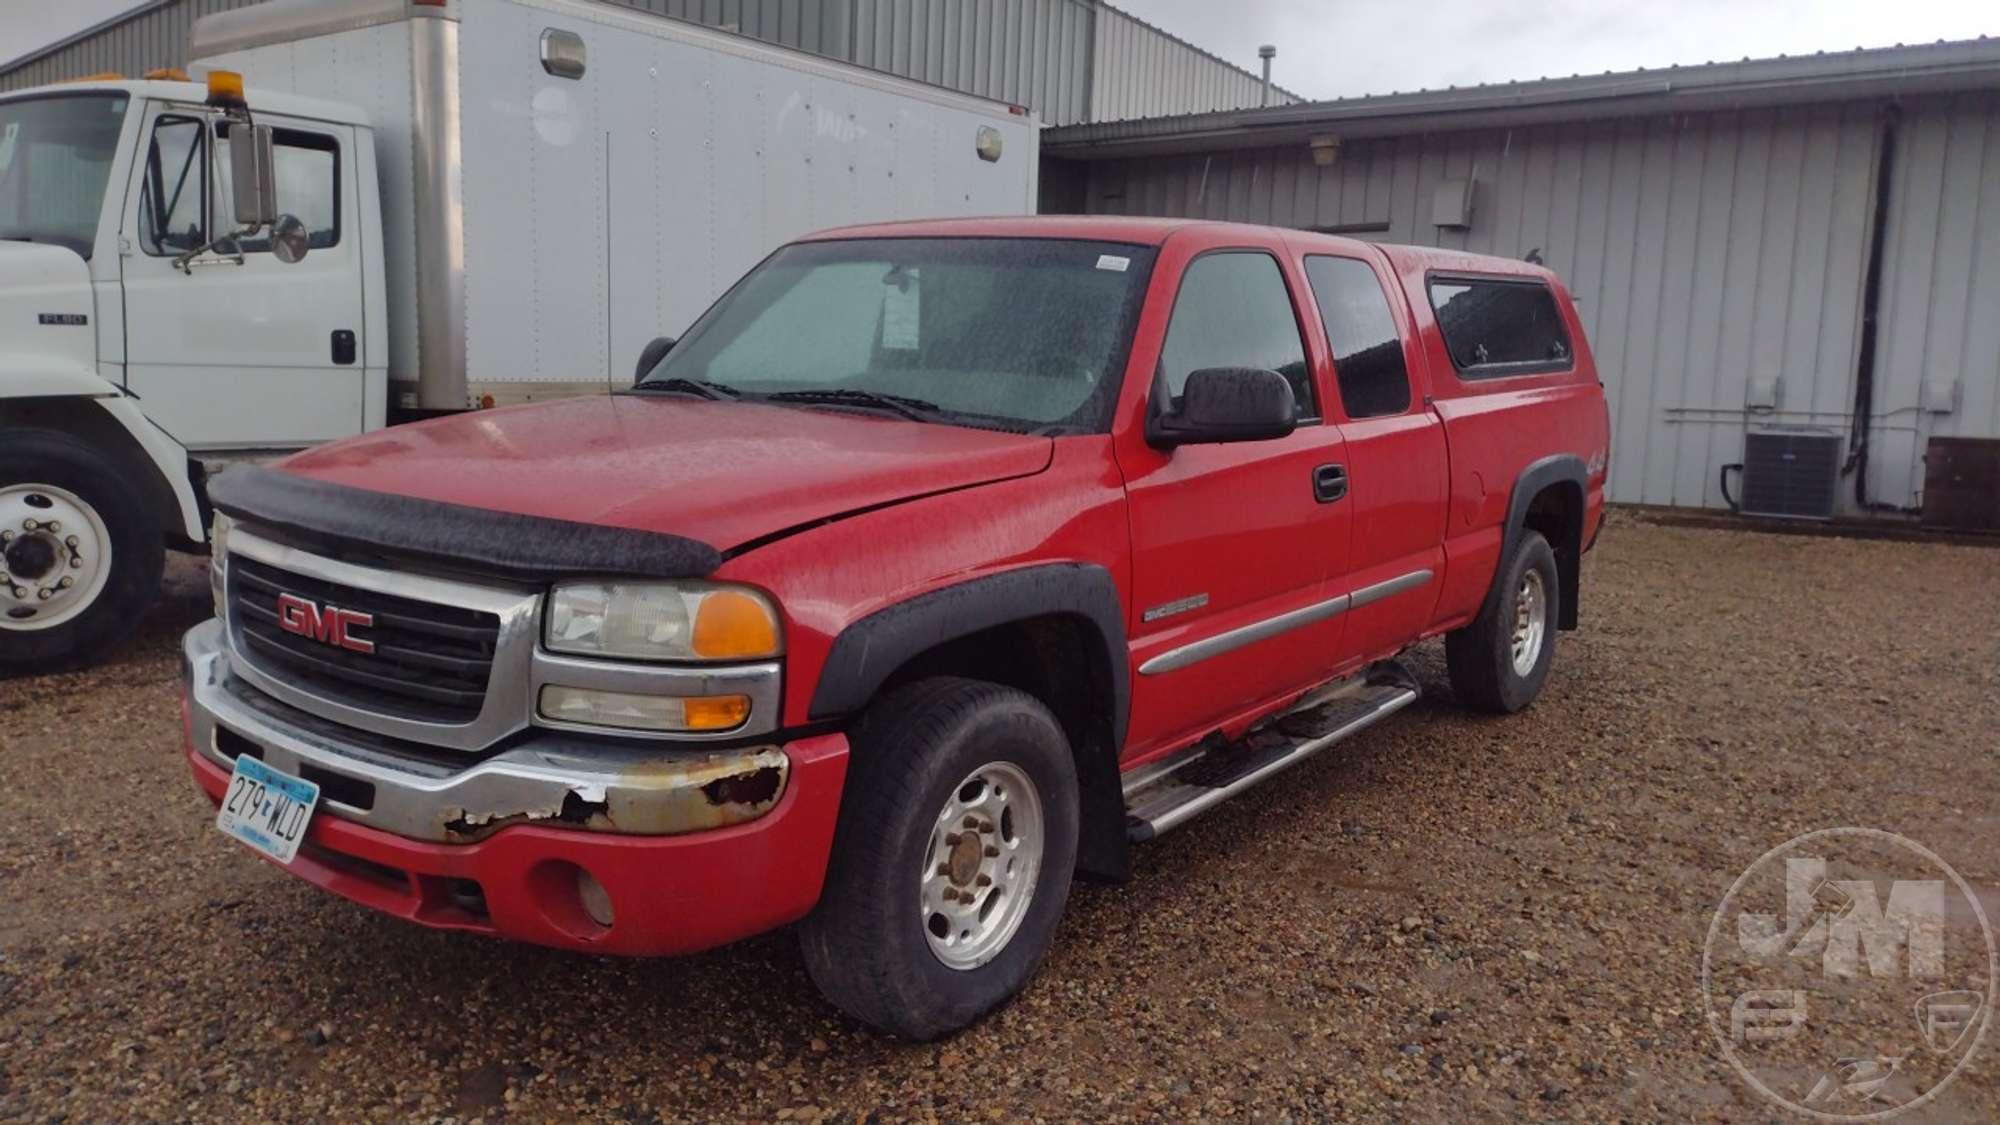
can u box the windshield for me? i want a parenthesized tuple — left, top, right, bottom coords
(0, 94, 128, 259)
(641, 237, 1157, 433)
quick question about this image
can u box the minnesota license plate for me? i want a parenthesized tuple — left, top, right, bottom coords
(215, 753, 318, 864)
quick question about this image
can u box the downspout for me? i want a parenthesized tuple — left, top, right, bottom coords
(1843, 103, 1918, 513)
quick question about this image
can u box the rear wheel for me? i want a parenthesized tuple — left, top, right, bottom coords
(1445, 529, 1558, 713)
(0, 430, 164, 673)
(799, 677, 1079, 1040)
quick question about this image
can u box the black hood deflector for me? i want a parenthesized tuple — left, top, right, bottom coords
(208, 467, 723, 583)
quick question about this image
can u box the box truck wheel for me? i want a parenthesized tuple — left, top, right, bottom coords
(0, 430, 164, 673)
(799, 677, 1079, 1039)
(1446, 529, 1558, 713)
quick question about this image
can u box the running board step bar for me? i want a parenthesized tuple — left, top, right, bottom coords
(1123, 670, 1419, 842)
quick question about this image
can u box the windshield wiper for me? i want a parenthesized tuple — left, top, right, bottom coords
(630, 377, 741, 401)
(762, 388, 945, 423)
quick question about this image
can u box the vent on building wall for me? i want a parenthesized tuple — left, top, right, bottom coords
(1740, 428, 1843, 519)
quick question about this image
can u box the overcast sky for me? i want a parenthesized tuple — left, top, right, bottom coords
(4, 0, 1997, 97)
(1114, 0, 2000, 100)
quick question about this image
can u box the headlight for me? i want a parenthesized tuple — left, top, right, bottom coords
(544, 581, 782, 662)
(209, 511, 233, 620)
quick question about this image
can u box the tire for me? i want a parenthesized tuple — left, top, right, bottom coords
(1445, 529, 1559, 714)
(799, 677, 1080, 1040)
(0, 429, 165, 674)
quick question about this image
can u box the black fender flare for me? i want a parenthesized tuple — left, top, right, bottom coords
(1493, 454, 1588, 630)
(808, 562, 1132, 880)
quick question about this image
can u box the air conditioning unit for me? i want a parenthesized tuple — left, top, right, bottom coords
(1740, 428, 1842, 519)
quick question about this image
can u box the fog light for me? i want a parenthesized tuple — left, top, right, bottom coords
(575, 869, 614, 928)
(538, 685, 750, 732)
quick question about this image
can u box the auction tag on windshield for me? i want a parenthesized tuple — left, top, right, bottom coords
(215, 753, 318, 865)
(1095, 254, 1129, 272)
(881, 269, 921, 350)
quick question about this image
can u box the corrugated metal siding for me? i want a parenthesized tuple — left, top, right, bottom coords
(1090, 4, 1296, 123)
(848, 0, 1092, 125)
(0, 0, 252, 91)
(1871, 91, 2000, 511)
(3, 0, 1270, 126)
(1075, 100, 2000, 513)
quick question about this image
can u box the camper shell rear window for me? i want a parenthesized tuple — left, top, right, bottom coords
(1427, 275, 1573, 378)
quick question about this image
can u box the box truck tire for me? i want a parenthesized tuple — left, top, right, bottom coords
(0, 429, 164, 673)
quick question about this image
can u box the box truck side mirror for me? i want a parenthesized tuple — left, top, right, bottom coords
(227, 122, 278, 229)
(269, 214, 310, 264)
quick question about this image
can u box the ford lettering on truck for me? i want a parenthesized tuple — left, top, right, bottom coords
(180, 216, 1609, 1040)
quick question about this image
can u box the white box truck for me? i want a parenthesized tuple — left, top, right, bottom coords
(0, 0, 1038, 670)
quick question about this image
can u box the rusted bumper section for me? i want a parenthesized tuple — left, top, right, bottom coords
(180, 620, 850, 956)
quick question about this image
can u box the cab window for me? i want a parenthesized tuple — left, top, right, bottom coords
(138, 114, 207, 255)
(215, 122, 340, 251)
(1304, 255, 1411, 418)
(1158, 251, 1316, 420)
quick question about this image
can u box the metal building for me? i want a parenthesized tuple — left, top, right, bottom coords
(0, 0, 1301, 126)
(1044, 40, 2000, 521)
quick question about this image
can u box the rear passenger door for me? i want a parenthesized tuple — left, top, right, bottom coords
(1118, 245, 1351, 760)
(1300, 251, 1449, 665)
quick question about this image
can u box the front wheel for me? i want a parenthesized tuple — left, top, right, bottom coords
(799, 677, 1079, 1040)
(0, 430, 165, 674)
(1445, 529, 1559, 713)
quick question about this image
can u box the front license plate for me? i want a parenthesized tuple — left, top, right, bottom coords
(215, 753, 319, 864)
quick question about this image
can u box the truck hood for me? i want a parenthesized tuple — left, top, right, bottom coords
(0, 242, 95, 382)
(276, 393, 1054, 553)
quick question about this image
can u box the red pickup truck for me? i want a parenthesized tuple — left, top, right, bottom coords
(183, 216, 1607, 1038)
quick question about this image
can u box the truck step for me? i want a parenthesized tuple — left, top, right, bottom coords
(1122, 667, 1420, 842)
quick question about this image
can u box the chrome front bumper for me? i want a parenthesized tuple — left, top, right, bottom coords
(183, 619, 790, 842)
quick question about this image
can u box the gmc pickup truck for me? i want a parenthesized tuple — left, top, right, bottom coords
(181, 216, 1608, 1039)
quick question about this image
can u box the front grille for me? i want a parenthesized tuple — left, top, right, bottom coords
(227, 556, 500, 724)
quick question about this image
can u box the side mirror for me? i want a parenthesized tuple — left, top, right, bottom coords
(1147, 367, 1297, 449)
(269, 214, 309, 264)
(226, 122, 278, 228)
(634, 335, 676, 383)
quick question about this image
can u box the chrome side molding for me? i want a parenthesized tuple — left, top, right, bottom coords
(1137, 569, 1433, 677)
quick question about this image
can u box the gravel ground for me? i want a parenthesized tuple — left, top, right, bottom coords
(2, 511, 1996, 1122)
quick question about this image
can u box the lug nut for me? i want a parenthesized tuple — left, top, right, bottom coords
(45, 521, 59, 533)
(69, 558, 81, 568)
(65, 536, 78, 547)
(984, 845, 1000, 858)
(975, 874, 992, 887)
(944, 832, 962, 847)
(20, 519, 36, 531)
(962, 815, 981, 829)
(36, 589, 51, 600)
(10, 586, 23, 599)
(58, 577, 73, 589)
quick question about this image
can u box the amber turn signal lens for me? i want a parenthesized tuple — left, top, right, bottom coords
(682, 694, 753, 731)
(691, 590, 781, 660)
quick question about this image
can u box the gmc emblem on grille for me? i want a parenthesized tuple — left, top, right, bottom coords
(274, 593, 376, 654)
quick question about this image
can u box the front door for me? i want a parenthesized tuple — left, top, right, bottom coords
(119, 104, 365, 451)
(1118, 242, 1352, 762)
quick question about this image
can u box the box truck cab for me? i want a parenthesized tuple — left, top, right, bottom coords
(0, 0, 1039, 672)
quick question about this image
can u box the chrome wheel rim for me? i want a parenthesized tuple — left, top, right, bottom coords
(920, 760, 1045, 971)
(1510, 569, 1547, 677)
(1, 483, 112, 632)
